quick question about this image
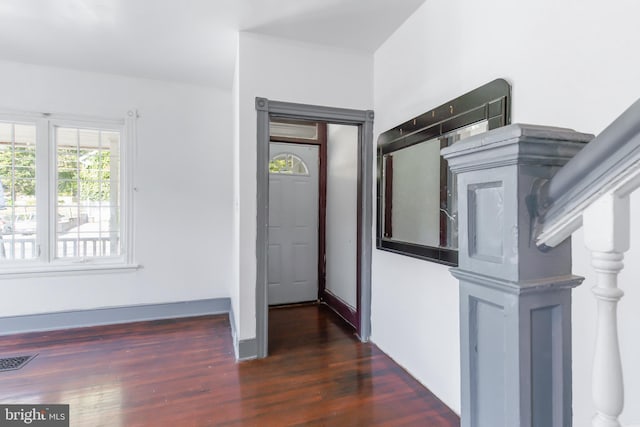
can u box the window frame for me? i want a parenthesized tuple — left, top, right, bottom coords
(0, 109, 137, 278)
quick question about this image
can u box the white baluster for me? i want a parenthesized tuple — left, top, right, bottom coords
(583, 194, 630, 427)
(590, 251, 624, 427)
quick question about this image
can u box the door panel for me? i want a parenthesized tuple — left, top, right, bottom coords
(268, 143, 319, 305)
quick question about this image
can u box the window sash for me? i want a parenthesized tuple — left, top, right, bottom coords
(0, 119, 39, 262)
(0, 111, 134, 272)
(52, 123, 122, 260)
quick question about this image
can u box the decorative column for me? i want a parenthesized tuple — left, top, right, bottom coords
(583, 193, 628, 427)
(442, 124, 592, 427)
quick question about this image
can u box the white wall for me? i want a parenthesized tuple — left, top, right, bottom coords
(373, 0, 640, 423)
(326, 124, 358, 308)
(0, 60, 233, 316)
(235, 32, 373, 340)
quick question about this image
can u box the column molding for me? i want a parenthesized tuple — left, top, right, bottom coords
(442, 123, 589, 427)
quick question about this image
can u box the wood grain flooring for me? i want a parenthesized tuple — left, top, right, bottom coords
(0, 304, 459, 426)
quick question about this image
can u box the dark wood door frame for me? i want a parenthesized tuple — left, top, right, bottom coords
(256, 98, 374, 359)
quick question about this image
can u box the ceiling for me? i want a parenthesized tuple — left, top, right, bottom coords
(0, 0, 425, 90)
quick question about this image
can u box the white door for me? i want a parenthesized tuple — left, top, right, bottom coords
(268, 143, 319, 305)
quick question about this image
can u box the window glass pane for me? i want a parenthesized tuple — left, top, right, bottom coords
(14, 124, 36, 145)
(56, 127, 78, 146)
(95, 149, 110, 174)
(102, 131, 119, 146)
(269, 153, 310, 175)
(79, 129, 100, 148)
(58, 180, 79, 199)
(0, 122, 38, 261)
(270, 121, 318, 140)
(0, 123, 12, 141)
(55, 126, 121, 259)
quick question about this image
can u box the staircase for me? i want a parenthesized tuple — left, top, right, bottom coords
(442, 99, 640, 427)
(535, 99, 640, 427)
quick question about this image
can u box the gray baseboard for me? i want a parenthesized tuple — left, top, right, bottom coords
(0, 298, 230, 336)
(237, 338, 258, 361)
(228, 306, 258, 361)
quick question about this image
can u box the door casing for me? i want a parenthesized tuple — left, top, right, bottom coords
(255, 97, 374, 358)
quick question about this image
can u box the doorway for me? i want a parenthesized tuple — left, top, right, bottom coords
(256, 97, 374, 358)
(267, 121, 360, 325)
(267, 141, 320, 305)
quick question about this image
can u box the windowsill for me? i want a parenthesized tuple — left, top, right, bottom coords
(0, 262, 141, 279)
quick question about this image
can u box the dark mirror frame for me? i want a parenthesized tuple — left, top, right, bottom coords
(376, 78, 512, 265)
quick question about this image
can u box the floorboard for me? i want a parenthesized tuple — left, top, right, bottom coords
(0, 304, 459, 426)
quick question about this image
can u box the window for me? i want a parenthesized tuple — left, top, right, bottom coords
(0, 111, 135, 275)
(270, 121, 318, 140)
(0, 122, 37, 260)
(269, 153, 310, 175)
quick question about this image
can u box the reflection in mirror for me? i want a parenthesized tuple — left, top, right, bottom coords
(376, 78, 511, 265)
(383, 136, 440, 246)
(382, 121, 488, 248)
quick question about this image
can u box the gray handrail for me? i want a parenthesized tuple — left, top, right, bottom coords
(546, 98, 640, 202)
(536, 98, 640, 246)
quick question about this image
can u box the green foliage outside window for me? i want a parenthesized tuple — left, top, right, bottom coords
(0, 146, 35, 198)
(58, 149, 111, 201)
(0, 146, 111, 204)
(269, 158, 289, 173)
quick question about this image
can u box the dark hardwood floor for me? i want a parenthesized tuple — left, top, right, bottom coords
(0, 304, 459, 426)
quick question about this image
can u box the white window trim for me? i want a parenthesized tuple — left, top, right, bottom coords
(0, 109, 139, 277)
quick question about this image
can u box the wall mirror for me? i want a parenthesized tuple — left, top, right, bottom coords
(376, 79, 511, 265)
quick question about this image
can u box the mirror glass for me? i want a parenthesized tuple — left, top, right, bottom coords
(382, 121, 488, 249)
(376, 79, 511, 265)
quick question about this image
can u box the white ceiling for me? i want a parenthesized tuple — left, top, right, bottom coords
(0, 0, 425, 90)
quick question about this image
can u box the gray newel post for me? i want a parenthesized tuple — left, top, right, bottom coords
(441, 124, 593, 427)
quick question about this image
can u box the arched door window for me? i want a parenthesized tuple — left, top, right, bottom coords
(268, 153, 310, 175)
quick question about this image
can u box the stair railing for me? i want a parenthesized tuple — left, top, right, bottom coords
(535, 98, 640, 427)
(442, 98, 640, 427)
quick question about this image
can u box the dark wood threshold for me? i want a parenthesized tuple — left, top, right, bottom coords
(268, 300, 318, 309)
